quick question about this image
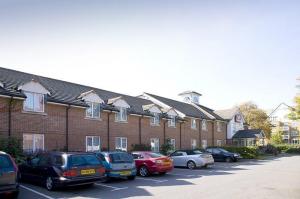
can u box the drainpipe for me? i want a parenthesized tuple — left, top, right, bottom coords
(225, 121, 228, 145)
(198, 119, 202, 148)
(163, 120, 166, 144)
(65, 105, 70, 152)
(8, 96, 13, 137)
(107, 112, 111, 151)
(138, 116, 142, 145)
(179, 122, 182, 149)
(212, 121, 215, 146)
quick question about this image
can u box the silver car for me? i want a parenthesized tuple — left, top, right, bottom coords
(170, 150, 214, 169)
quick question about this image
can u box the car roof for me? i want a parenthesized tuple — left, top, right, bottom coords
(34, 151, 97, 156)
(99, 151, 130, 155)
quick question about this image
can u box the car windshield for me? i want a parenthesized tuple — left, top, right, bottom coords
(109, 153, 134, 163)
(0, 155, 13, 169)
(147, 153, 164, 158)
(218, 148, 229, 153)
(70, 154, 101, 167)
(192, 150, 205, 154)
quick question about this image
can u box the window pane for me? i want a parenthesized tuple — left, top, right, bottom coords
(93, 103, 100, 118)
(121, 138, 127, 149)
(23, 134, 33, 152)
(93, 137, 100, 146)
(86, 102, 93, 117)
(34, 134, 44, 151)
(87, 137, 93, 146)
(34, 93, 44, 112)
(116, 138, 121, 149)
(24, 92, 34, 111)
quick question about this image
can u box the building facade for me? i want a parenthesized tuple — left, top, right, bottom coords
(0, 67, 227, 153)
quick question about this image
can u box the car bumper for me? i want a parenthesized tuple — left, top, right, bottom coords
(53, 176, 106, 187)
(107, 169, 137, 178)
(148, 165, 173, 174)
(0, 183, 19, 194)
(197, 158, 215, 167)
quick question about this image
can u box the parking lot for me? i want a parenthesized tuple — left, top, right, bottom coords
(18, 155, 300, 199)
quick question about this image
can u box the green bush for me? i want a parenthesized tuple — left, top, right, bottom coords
(131, 144, 151, 151)
(221, 146, 259, 159)
(160, 138, 174, 155)
(285, 146, 300, 154)
(0, 137, 25, 164)
(258, 144, 281, 155)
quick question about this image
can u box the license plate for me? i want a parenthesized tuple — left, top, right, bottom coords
(120, 171, 131, 176)
(81, 169, 96, 175)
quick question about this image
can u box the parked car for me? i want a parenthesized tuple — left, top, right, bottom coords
(169, 149, 214, 169)
(206, 147, 241, 162)
(19, 152, 106, 191)
(132, 151, 173, 177)
(95, 151, 136, 181)
(0, 151, 19, 198)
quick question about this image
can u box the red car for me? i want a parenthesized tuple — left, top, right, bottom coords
(132, 152, 173, 177)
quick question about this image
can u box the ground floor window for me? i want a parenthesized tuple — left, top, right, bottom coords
(246, 138, 256, 146)
(170, 139, 176, 151)
(23, 133, 44, 153)
(292, 139, 300, 145)
(217, 140, 222, 146)
(116, 137, 127, 151)
(150, 138, 160, 152)
(86, 136, 101, 152)
(202, 140, 207, 149)
(191, 139, 197, 149)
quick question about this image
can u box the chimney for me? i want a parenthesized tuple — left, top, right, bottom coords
(178, 91, 202, 104)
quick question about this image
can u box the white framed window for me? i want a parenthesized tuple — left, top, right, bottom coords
(150, 113, 160, 126)
(217, 121, 221, 132)
(170, 139, 176, 150)
(202, 119, 207, 131)
(202, 140, 207, 149)
(86, 136, 100, 152)
(217, 140, 222, 146)
(168, 116, 176, 127)
(86, 102, 101, 119)
(115, 137, 127, 151)
(191, 119, 197, 129)
(150, 138, 160, 152)
(23, 91, 44, 112)
(23, 134, 44, 153)
(191, 139, 197, 149)
(115, 107, 127, 122)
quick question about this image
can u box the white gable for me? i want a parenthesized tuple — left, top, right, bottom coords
(18, 80, 50, 95)
(113, 99, 130, 108)
(167, 109, 178, 116)
(81, 92, 104, 104)
(149, 105, 162, 113)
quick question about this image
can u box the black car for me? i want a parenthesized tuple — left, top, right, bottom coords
(19, 152, 106, 191)
(206, 148, 241, 162)
(0, 151, 19, 198)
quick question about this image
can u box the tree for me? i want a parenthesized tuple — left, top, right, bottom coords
(270, 129, 283, 145)
(288, 96, 300, 121)
(239, 102, 272, 139)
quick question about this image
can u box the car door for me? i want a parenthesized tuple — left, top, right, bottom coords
(170, 151, 185, 167)
(35, 154, 52, 183)
(212, 149, 223, 161)
(21, 155, 41, 182)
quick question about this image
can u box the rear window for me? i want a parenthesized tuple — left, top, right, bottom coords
(52, 155, 65, 166)
(0, 155, 13, 168)
(69, 154, 101, 167)
(147, 153, 164, 158)
(109, 153, 133, 163)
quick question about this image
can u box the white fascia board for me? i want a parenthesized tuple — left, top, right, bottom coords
(191, 103, 216, 120)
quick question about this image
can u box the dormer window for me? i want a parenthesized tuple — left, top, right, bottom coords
(151, 113, 160, 126)
(217, 121, 222, 132)
(115, 107, 127, 122)
(191, 118, 197, 129)
(86, 102, 101, 119)
(202, 119, 207, 131)
(168, 115, 176, 127)
(23, 91, 44, 112)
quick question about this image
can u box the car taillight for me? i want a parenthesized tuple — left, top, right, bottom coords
(62, 170, 77, 177)
(155, 160, 163, 165)
(97, 167, 106, 174)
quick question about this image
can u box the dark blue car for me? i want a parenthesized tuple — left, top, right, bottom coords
(206, 148, 241, 162)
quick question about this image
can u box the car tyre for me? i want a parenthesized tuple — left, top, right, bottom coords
(159, 172, 166, 175)
(225, 157, 232, 163)
(187, 161, 196, 170)
(127, 175, 136, 180)
(45, 177, 55, 191)
(139, 166, 149, 177)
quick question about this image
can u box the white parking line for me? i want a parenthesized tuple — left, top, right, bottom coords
(168, 173, 197, 177)
(94, 183, 128, 192)
(20, 185, 55, 199)
(136, 177, 168, 183)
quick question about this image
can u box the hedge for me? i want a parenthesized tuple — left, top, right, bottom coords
(275, 145, 300, 154)
(221, 146, 259, 159)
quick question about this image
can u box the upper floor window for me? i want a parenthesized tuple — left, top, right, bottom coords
(115, 107, 127, 122)
(191, 119, 197, 129)
(202, 119, 207, 131)
(217, 121, 222, 132)
(86, 102, 101, 118)
(23, 91, 44, 112)
(151, 113, 160, 126)
(168, 115, 176, 127)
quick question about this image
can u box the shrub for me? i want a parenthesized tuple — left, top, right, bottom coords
(222, 146, 259, 159)
(258, 144, 281, 155)
(160, 139, 174, 155)
(285, 146, 300, 154)
(0, 137, 25, 164)
(131, 144, 151, 152)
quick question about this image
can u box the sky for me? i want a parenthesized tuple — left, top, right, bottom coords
(0, 0, 299, 110)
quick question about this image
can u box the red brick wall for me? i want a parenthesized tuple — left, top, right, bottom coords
(182, 118, 200, 149)
(0, 97, 9, 139)
(140, 116, 164, 149)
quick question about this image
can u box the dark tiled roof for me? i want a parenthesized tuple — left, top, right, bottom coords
(214, 107, 239, 120)
(195, 104, 226, 121)
(145, 93, 210, 119)
(233, 129, 265, 139)
(0, 67, 153, 115)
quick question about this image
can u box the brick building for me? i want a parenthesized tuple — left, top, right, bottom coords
(0, 67, 227, 153)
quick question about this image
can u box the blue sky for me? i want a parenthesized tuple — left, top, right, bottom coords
(0, 0, 299, 110)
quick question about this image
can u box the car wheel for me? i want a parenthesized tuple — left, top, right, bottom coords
(139, 166, 149, 177)
(45, 177, 55, 191)
(225, 157, 232, 163)
(127, 175, 136, 180)
(159, 172, 166, 175)
(187, 161, 196, 170)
